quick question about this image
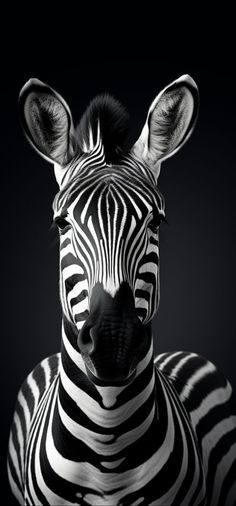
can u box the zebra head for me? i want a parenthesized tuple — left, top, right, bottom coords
(19, 75, 198, 383)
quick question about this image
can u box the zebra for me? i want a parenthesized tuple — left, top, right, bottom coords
(7, 74, 236, 506)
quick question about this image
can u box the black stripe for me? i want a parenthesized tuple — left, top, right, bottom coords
(136, 272, 156, 284)
(150, 236, 159, 245)
(25, 430, 48, 505)
(15, 399, 27, 458)
(65, 274, 86, 292)
(33, 363, 46, 398)
(52, 398, 103, 466)
(7, 454, 23, 501)
(70, 290, 88, 307)
(75, 311, 89, 322)
(21, 378, 35, 418)
(9, 420, 23, 486)
(196, 400, 235, 453)
(48, 354, 60, 383)
(184, 371, 227, 414)
(61, 253, 83, 270)
(135, 289, 150, 301)
(206, 426, 236, 499)
(60, 345, 100, 399)
(39, 382, 90, 502)
(24, 383, 56, 505)
(60, 237, 71, 250)
(155, 351, 184, 371)
(218, 457, 236, 506)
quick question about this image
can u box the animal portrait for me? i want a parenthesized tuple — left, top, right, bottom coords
(7, 72, 236, 505)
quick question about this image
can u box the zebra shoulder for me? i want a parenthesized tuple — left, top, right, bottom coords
(14, 353, 60, 432)
(155, 350, 236, 441)
(7, 353, 60, 503)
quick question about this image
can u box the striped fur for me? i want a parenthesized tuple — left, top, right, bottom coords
(7, 76, 236, 505)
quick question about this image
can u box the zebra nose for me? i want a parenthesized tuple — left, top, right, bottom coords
(77, 315, 144, 356)
(77, 282, 147, 381)
(77, 316, 146, 382)
(77, 281, 142, 356)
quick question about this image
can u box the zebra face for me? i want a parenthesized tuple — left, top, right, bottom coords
(53, 164, 165, 324)
(19, 75, 199, 381)
(52, 162, 165, 380)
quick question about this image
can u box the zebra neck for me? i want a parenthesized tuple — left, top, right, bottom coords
(55, 322, 159, 460)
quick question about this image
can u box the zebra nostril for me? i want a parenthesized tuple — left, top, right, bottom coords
(77, 324, 94, 354)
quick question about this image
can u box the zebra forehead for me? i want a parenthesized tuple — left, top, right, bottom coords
(53, 163, 164, 217)
(52, 144, 165, 214)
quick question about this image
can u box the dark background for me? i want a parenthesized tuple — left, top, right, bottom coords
(1, 60, 236, 503)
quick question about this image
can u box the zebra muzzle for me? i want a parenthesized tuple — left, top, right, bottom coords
(77, 282, 148, 383)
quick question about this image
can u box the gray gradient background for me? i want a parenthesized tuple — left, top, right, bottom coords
(1, 61, 235, 503)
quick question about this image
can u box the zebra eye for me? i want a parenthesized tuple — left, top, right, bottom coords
(54, 216, 70, 231)
(148, 213, 166, 233)
(148, 221, 160, 233)
(148, 216, 161, 233)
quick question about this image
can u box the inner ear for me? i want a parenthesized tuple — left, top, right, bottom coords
(148, 84, 195, 162)
(132, 75, 199, 179)
(19, 79, 78, 166)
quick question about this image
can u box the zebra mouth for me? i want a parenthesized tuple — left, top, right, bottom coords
(84, 361, 137, 386)
(81, 353, 96, 375)
(82, 352, 138, 385)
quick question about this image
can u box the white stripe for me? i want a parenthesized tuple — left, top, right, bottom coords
(45, 377, 175, 502)
(8, 431, 22, 489)
(7, 460, 24, 506)
(154, 352, 169, 365)
(211, 441, 236, 505)
(67, 279, 88, 305)
(135, 298, 149, 310)
(93, 342, 153, 408)
(101, 459, 125, 469)
(62, 324, 87, 374)
(14, 413, 25, 467)
(25, 379, 57, 505)
(180, 360, 216, 400)
(157, 351, 183, 371)
(139, 262, 157, 274)
(147, 243, 158, 254)
(18, 390, 31, 435)
(201, 415, 236, 477)
(169, 352, 197, 380)
(72, 296, 88, 315)
(76, 320, 86, 330)
(224, 478, 236, 506)
(60, 242, 76, 259)
(60, 365, 155, 428)
(41, 356, 52, 390)
(57, 399, 155, 455)
(26, 371, 40, 414)
(118, 184, 142, 219)
(33, 380, 76, 505)
(81, 191, 98, 225)
(62, 264, 84, 279)
(189, 382, 233, 421)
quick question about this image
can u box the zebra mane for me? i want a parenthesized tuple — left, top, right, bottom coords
(76, 94, 129, 162)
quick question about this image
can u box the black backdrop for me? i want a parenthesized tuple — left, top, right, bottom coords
(1, 61, 236, 503)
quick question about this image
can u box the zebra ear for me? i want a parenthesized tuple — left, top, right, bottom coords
(132, 75, 199, 180)
(19, 78, 79, 185)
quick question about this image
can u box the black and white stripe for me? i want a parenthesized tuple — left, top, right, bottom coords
(8, 75, 236, 505)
